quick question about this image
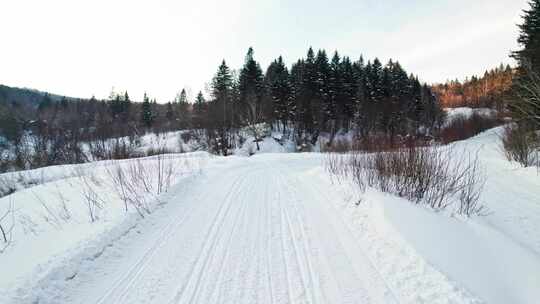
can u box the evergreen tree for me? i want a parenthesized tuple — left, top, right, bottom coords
(297, 47, 318, 137)
(510, 0, 540, 128)
(166, 102, 174, 121)
(211, 60, 234, 128)
(370, 58, 385, 103)
(512, 0, 540, 72)
(340, 56, 357, 131)
(141, 93, 153, 128)
(120, 91, 131, 122)
(175, 89, 190, 128)
(192, 91, 206, 129)
(177, 89, 188, 104)
(238, 47, 264, 123)
(313, 50, 331, 131)
(328, 51, 342, 129)
(38, 93, 52, 112)
(290, 59, 306, 133)
(266, 56, 292, 130)
(60, 96, 68, 109)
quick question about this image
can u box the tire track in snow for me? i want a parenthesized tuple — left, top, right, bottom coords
(170, 169, 249, 304)
(236, 168, 269, 303)
(280, 175, 325, 304)
(95, 180, 208, 304)
(274, 167, 321, 304)
(263, 171, 275, 304)
(274, 162, 397, 304)
(195, 169, 252, 304)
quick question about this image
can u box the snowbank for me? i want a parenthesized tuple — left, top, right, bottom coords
(0, 153, 209, 301)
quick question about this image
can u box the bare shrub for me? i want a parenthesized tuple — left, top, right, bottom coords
(54, 185, 72, 222)
(501, 124, 539, 167)
(146, 146, 174, 157)
(510, 62, 540, 128)
(0, 175, 17, 198)
(440, 113, 502, 144)
(0, 196, 15, 252)
(106, 156, 180, 218)
(79, 174, 105, 223)
(457, 154, 488, 216)
(107, 163, 145, 216)
(324, 153, 352, 185)
(89, 137, 141, 161)
(327, 146, 487, 216)
(320, 138, 353, 153)
(33, 193, 62, 228)
(180, 131, 192, 144)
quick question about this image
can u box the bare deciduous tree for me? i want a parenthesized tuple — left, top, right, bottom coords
(512, 63, 540, 127)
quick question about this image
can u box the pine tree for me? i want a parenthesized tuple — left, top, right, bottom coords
(239, 47, 264, 123)
(193, 91, 206, 129)
(120, 91, 131, 122)
(175, 89, 190, 128)
(211, 60, 234, 128)
(341, 57, 357, 131)
(60, 96, 68, 109)
(141, 93, 153, 128)
(166, 102, 174, 121)
(510, 0, 540, 128)
(299, 47, 318, 136)
(290, 59, 306, 133)
(266, 56, 292, 130)
(313, 50, 331, 131)
(370, 58, 385, 102)
(513, 0, 540, 72)
(328, 51, 342, 130)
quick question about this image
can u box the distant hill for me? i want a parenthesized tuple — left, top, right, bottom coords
(0, 84, 80, 108)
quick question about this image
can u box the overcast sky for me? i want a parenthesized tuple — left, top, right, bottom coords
(0, 0, 529, 102)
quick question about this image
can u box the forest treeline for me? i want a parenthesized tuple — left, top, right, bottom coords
(431, 64, 514, 109)
(0, 46, 445, 169)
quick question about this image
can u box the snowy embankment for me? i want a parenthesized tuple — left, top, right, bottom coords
(0, 152, 209, 302)
(321, 126, 540, 303)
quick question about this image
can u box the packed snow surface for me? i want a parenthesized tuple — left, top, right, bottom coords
(0, 127, 539, 303)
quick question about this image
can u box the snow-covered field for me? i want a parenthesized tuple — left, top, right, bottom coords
(0, 127, 539, 303)
(443, 107, 499, 127)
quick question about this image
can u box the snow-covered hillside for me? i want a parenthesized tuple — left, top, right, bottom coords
(443, 107, 498, 127)
(0, 127, 539, 303)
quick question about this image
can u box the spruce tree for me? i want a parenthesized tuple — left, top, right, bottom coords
(300, 47, 318, 136)
(175, 89, 190, 128)
(266, 56, 292, 130)
(141, 93, 153, 128)
(341, 56, 357, 131)
(211, 60, 234, 128)
(328, 51, 342, 128)
(314, 50, 331, 130)
(238, 47, 264, 123)
(193, 91, 206, 129)
(166, 102, 174, 121)
(513, 0, 540, 72)
(511, 0, 540, 128)
(120, 91, 131, 122)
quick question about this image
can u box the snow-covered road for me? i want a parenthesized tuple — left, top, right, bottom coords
(48, 157, 399, 304)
